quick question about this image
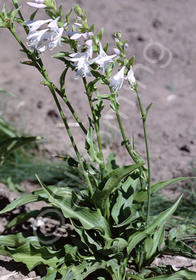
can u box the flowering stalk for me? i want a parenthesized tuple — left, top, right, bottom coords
(134, 84, 151, 224)
(83, 77, 105, 179)
(45, 80, 94, 196)
(7, 20, 93, 195)
(114, 98, 137, 163)
(54, 85, 87, 135)
(37, 66, 94, 196)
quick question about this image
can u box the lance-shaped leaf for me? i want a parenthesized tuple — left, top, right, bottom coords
(127, 195, 182, 255)
(0, 118, 18, 138)
(134, 177, 192, 203)
(128, 269, 196, 280)
(85, 126, 103, 164)
(0, 189, 46, 215)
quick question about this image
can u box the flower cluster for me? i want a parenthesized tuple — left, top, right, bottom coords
(91, 42, 117, 74)
(25, 2, 136, 89)
(69, 39, 93, 77)
(25, 16, 66, 53)
(109, 66, 136, 92)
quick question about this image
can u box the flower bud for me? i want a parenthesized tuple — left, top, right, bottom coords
(44, 0, 56, 9)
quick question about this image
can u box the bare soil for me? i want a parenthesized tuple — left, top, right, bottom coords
(0, 0, 196, 278)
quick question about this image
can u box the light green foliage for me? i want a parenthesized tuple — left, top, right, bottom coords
(0, 1, 195, 280)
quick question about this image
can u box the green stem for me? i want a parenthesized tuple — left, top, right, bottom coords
(9, 18, 87, 136)
(83, 77, 105, 179)
(54, 85, 87, 135)
(50, 86, 81, 159)
(114, 94, 146, 219)
(40, 66, 93, 196)
(115, 102, 137, 163)
(8, 27, 94, 196)
(48, 85, 94, 196)
(135, 85, 151, 225)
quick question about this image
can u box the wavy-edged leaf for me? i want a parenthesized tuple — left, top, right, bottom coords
(93, 163, 143, 211)
(2, 242, 63, 271)
(37, 178, 111, 238)
(0, 233, 27, 247)
(111, 176, 139, 225)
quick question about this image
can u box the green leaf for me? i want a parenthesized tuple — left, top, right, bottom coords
(86, 79, 98, 96)
(163, 226, 196, 259)
(90, 70, 107, 83)
(134, 177, 192, 203)
(144, 224, 165, 261)
(0, 118, 18, 138)
(5, 243, 63, 271)
(101, 163, 143, 193)
(140, 268, 196, 280)
(94, 100, 105, 121)
(75, 225, 103, 253)
(29, 9, 38, 21)
(0, 233, 27, 247)
(42, 268, 58, 280)
(0, 136, 41, 164)
(127, 195, 182, 255)
(37, 178, 111, 238)
(111, 176, 139, 225)
(55, 155, 79, 167)
(96, 28, 103, 42)
(105, 153, 119, 175)
(125, 56, 135, 69)
(0, 21, 7, 28)
(0, 189, 45, 215)
(151, 223, 165, 256)
(95, 163, 142, 196)
(2, 177, 23, 192)
(143, 103, 153, 120)
(85, 126, 102, 164)
(65, 8, 72, 25)
(93, 163, 143, 216)
(60, 67, 68, 92)
(74, 5, 82, 17)
(20, 60, 36, 66)
(12, 0, 19, 5)
(0, 88, 14, 96)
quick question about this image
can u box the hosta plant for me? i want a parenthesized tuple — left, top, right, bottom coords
(0, 1, 195, 279)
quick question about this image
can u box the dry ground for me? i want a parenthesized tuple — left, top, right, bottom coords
(0, 0, 196, 278)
